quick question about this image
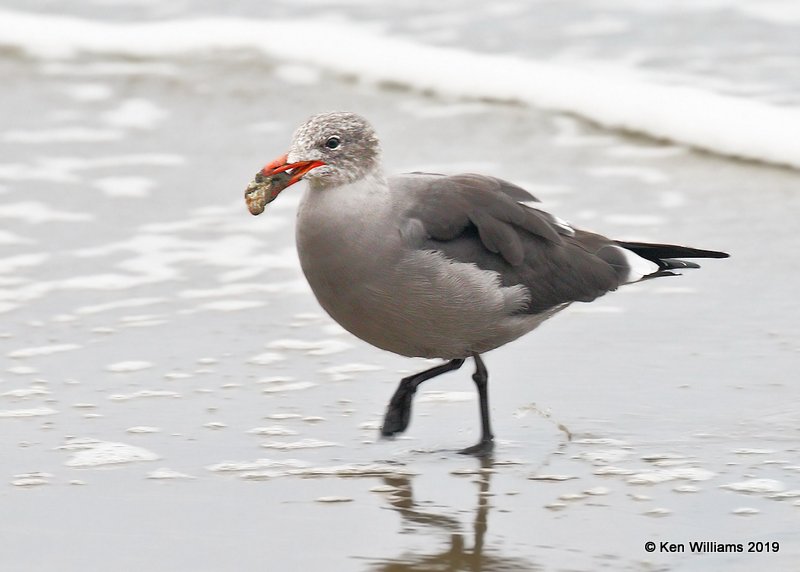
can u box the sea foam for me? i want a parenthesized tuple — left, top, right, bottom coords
(0, 10, 798, 169)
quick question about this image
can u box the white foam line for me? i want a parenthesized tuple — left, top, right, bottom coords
(0, 406, 58, 418)
(1, 11, 799, 169)
(62, 439, 159, 467)
(8, 343, 81, 359)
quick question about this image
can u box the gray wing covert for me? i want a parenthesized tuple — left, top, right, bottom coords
(394, 173, 624, 314)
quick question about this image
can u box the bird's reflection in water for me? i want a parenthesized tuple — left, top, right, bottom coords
(368, 455, 539, 572)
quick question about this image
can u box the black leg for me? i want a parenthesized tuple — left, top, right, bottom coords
(381, 358, 465, 437)
(459, 353, 495, 456)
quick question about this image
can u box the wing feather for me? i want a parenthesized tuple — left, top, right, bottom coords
(393, 173, 623, 314)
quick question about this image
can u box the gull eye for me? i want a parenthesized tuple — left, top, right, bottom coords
(324, 136, 340, 150)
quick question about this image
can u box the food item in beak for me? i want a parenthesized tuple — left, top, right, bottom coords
(244, 170, 292, 215)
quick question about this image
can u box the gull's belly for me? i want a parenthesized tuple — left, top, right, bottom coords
(298, 241, 544, 358)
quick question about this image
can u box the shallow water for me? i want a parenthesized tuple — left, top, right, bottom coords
(1, 4, 800, 572)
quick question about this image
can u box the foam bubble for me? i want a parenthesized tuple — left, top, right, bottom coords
(93, 176, 155, 198)
(314, 496, 353, 503)
(558, 492, 587, 501)
(370, 485, 400, 493)
(163, 372, 192, 380)
(147, 468, 195, 480)
(91, 327, 116, 334)
(207, 458, 310, 473)
(6, 366, 38, 375)
(644, 508, 672, 517)
(265, 413, 303, 420)
(105, 361, 154, 373)
(262, 382, 317, 393)
(732, 448, 777, 455)
(256, 376, 294, 384)
(593, 466, 635, 476)
(11, 472, 52, 487)
(1, 388, 50, 398)
(673, 485, 701, 493)
(241, 463, 416, 481)
(245, 426, 299, 436)
(417, 391, 475, 403)
(108, 390, 180, 401)
(62, 438, 159, 467)
(768, 490, 800, 500)
(289, 464, 416, 478)
(126, 426, 162, 434)
(544, 502, 568, 511)
(8, 344, 81, 359)
(720, 479, 786, 494)
(0, 406, 57, 418)
(247, 352, 286, 366)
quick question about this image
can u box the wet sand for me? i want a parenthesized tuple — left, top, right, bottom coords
(1, 50, 799, 572)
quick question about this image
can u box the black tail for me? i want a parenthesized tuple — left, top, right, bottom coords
(616, 241, 729, 277)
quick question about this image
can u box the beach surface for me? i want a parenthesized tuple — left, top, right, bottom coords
(1, 3, 799, 570)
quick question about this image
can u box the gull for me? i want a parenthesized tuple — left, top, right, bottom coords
(252, 111, 728, 455)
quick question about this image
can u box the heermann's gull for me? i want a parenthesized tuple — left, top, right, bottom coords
(250, 111, 728, 455)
